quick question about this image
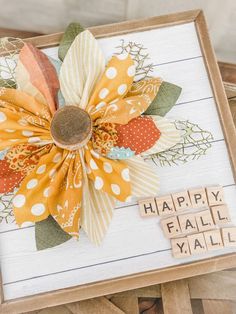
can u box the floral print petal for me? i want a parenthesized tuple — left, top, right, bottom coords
(0, 144, 52, 193)
(92, 122, 118, 156)
(48, 152, 82, 236)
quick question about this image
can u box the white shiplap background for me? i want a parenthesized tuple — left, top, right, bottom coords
(0, 22, 236, 301)
(0, 0, 236, 62)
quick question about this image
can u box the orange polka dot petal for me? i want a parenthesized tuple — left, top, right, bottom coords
(115, 116, 161, 154)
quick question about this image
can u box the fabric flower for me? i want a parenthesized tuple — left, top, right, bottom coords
(0, 30, 180, 244)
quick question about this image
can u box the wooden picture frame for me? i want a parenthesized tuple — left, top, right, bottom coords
(1, 9, 236, 313)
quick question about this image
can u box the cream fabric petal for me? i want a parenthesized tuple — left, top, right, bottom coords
(79, 149, 115, 245)
(125, 156, 159, 197)
(16, 61, 47, 105)
(59, 30, 105, 108)
(15, 43, 60, 114)
(141, 115, 181, 157)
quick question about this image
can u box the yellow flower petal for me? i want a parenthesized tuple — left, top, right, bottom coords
(13, 146, 64, 226)
(88, 54, 135, 119)
(48, 152, 82, 236)
(93, 78, 162, 125)
(0, 88, 52, 149)
(84, 143, 131, 202)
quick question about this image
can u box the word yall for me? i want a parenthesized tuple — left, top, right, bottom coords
(138, 186, 236, 258)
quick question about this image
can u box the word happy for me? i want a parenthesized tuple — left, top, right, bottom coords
(138, 186, 236, 258)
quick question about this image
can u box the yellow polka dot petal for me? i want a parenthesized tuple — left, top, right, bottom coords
(0, 88, 52, 121)
(13, 146, 65, 226)
(0, 88, 52, 149)
(87, 54, 135, 120)
(84, 143, 131, 202)
(96, 78, 163, 125)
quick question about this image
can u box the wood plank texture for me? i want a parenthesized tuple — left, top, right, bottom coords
(161, 280, 193, 314)
(202, 299, 233, 314)
(109, 295, 139, 313)
(0, 28, 42, 38)
(66, 297, 125, 314)
(188, 271, 236, 300)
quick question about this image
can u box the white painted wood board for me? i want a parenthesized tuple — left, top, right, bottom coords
(0, 22, 236, 301)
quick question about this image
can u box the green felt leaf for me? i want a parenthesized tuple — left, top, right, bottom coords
(144, 81, 182, 116)
(35, 215, 72, 250)
(0, 78, 16, 88)
(58, 22, 84, 61)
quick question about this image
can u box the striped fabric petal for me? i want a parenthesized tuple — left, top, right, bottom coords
(125, 156, 159, 197)
(59, 30, 105, 108)
(80, 149, 115, 245)
(141, 115, 181, 156)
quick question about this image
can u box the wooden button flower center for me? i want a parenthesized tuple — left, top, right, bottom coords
(50, 106, 92, 150)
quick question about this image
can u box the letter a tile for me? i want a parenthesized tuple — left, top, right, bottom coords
(155, 195, 175, 216)
(187, 233, 207, 255)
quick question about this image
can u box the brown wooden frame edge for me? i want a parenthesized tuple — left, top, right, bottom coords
(1, 9, 236, 313)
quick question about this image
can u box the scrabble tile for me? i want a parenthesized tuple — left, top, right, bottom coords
(204, 229, 223, 251)
(211, 204, 231, 225)
(195, 209, 215, 232)
(188, 187, 208, 208)
(206, 186, 224, 206)
(138, 198, 158, 217)
(171, 237, 190, 258)
(178, 213, 198, 235)
(222, 227, 236, 247)
(155, 195, 175, 216)
(187, 233, 207, 255)
(171, 191, 191, 211)
(161, 216, 181, 238)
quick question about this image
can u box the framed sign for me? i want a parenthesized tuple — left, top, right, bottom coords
(1, 9, 236, 313)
